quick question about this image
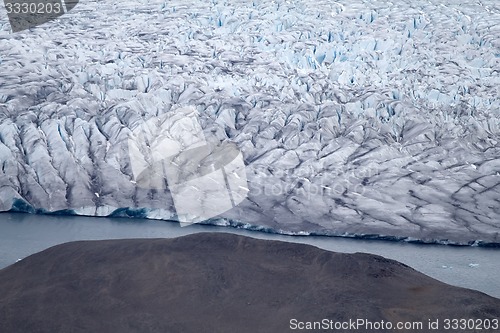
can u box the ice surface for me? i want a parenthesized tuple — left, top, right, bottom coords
(0, 0, 499, 244)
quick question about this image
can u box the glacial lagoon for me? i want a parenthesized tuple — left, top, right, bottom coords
(0, 212, 498, 299)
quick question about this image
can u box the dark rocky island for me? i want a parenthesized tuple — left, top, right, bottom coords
(0, 233, 498, 332)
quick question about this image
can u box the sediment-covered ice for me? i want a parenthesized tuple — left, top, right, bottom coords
(0, 0, 499, 244)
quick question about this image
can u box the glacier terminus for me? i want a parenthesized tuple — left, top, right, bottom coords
(0, 0, 499, 245)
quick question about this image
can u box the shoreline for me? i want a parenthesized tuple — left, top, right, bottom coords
(1, 212, 499, 299)
(4, 210, 500, 248)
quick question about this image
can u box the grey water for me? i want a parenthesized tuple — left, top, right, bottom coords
(0, 212, 499, 299)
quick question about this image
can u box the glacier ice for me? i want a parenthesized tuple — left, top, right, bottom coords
(0, 0, 499, 244)
(127, 106, 248, 225)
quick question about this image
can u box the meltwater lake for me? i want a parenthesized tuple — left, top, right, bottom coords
(0, 212, 499, 299)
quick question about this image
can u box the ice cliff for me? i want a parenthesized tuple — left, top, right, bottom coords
(0, 0, 499, 244)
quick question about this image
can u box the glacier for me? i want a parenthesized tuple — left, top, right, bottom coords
(0, 0, 499, 245)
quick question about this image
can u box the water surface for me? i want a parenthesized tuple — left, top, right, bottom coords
(0, 212, 498, 299)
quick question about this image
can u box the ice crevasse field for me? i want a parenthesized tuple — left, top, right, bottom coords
(0, 0, 499, 245)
